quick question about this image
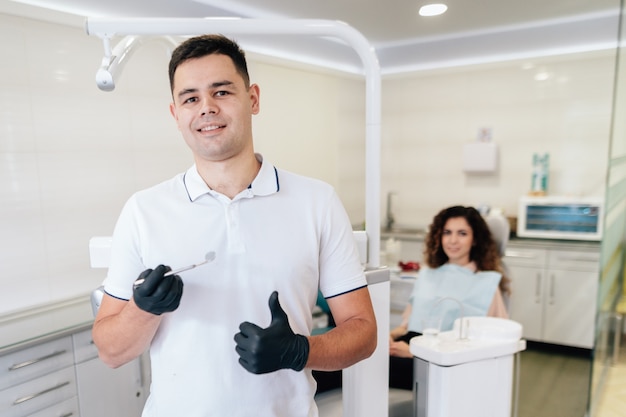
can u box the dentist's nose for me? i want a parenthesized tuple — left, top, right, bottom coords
(200, 97, 218, 116)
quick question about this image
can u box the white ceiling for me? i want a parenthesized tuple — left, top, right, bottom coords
(4, 0, 622, 74)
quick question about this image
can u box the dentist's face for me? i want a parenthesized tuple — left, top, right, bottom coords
(169, 53, 260, 163)
(441, 217, 473, 266)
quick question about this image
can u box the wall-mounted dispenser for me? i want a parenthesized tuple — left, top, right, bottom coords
(463, 142, 498, 173)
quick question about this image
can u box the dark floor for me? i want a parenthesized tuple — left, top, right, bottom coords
(517, 342, 592, 417)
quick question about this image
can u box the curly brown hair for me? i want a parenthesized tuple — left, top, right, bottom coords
(423, 206, 510, 295)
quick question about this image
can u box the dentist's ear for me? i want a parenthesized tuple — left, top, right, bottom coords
(169, 102, 178, 120)
(249, 83, 260, 115)
(169, 102, 182, 132)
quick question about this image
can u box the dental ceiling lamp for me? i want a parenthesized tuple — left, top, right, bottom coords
(85, 18, 386, 417)
(96, 34, 179, 91)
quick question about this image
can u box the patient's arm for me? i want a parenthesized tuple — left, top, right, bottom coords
(487, 288, 508, 319)
(390, 304, 412, 341)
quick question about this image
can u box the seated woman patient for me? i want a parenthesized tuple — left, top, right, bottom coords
(389, 205, 510, 390)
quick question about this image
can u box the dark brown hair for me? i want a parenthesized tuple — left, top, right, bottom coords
(168, 34, 250, 94)
(424, 205, 510, 295)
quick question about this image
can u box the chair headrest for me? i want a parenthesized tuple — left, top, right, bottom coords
(483, 214, 509, 257)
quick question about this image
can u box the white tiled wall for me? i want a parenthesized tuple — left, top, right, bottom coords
(0, 10, 617, 314)
(338, 52, 615, 230)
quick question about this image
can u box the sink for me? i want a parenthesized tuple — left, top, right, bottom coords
(410, 317, 526, 366)
(452, 316, 523, 341)
(381, 227, 425, 237)
(383, 227, 423, 234)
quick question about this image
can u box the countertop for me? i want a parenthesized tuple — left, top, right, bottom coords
(505, 237, 601, 251)
(381, 229, 601, 251)
(380, 230, 426, 242)
(0, 294, 94, 355)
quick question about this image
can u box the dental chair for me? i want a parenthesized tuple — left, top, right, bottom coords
(483, 211, 511, 309)
(483, 211, 510, 258)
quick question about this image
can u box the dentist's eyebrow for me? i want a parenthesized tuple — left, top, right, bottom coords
(177, 88, 198, 99)
(176, 80, 235, 100)
(210, 80, 234, 88)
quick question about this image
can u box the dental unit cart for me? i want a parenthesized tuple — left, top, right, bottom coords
(410, 317, 526, 417)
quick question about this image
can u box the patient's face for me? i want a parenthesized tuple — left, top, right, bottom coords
(441, 217, 473, 266)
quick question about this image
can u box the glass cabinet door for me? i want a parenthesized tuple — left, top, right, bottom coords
(589, 2, 626, 415)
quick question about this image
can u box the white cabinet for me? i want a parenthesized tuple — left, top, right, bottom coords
(73, 329, 148, 417)
(390, 275, 416, 328)
(380, 234, 423, 328)
(0, 336, 77, 417)
(504, 247, 546, 342)
(75, 358, 146, 417)
(27, 397, 80, 417)
(504, 243, 600, 349)
(0, 327, 149, 417)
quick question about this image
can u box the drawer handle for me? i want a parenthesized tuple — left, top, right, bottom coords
(505, 251, 537, 259)
(13, 381, 70, 405)
(60, 413, 74, 417)
(554, 255, 598, 263)
(8, 350, 68, 371)
(534, 273, 542, 303)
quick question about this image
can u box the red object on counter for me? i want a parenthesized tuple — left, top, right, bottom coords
(398, 261, 420, 271)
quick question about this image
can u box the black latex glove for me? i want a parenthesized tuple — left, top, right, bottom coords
(132, 265, 183, 315)
(234, 291, 310, 374)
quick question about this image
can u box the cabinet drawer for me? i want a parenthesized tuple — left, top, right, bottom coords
(503, 247, 547, 267)
(26, 396, 79, 417)
(0, 366, 77, 417)
(390, 277, 414, 300)
(72, 329, 98, 364)
(548, 250, 600, 272)
(0, 337, 74, 391)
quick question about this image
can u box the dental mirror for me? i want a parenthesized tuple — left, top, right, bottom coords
(164, 251, 216, 277)
(134, 251, 216, 287)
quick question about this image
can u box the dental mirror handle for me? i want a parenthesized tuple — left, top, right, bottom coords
(164, 262, 206, 277)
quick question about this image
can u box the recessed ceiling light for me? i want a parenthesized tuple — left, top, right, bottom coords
(534, 71, 551, 81)
(419, 3, 448, 17)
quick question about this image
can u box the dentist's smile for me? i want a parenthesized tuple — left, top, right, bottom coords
(198, 124, 226, 133)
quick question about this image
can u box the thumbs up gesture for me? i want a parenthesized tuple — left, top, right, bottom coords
(234, 291, 310, 374)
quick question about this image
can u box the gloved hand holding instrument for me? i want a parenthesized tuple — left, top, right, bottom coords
(132, 251, 215, 315)
(132, 265, 184, 315)
(234, 291, 310, 374)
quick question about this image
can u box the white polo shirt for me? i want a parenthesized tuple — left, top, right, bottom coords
(103, 154, 366, 417)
